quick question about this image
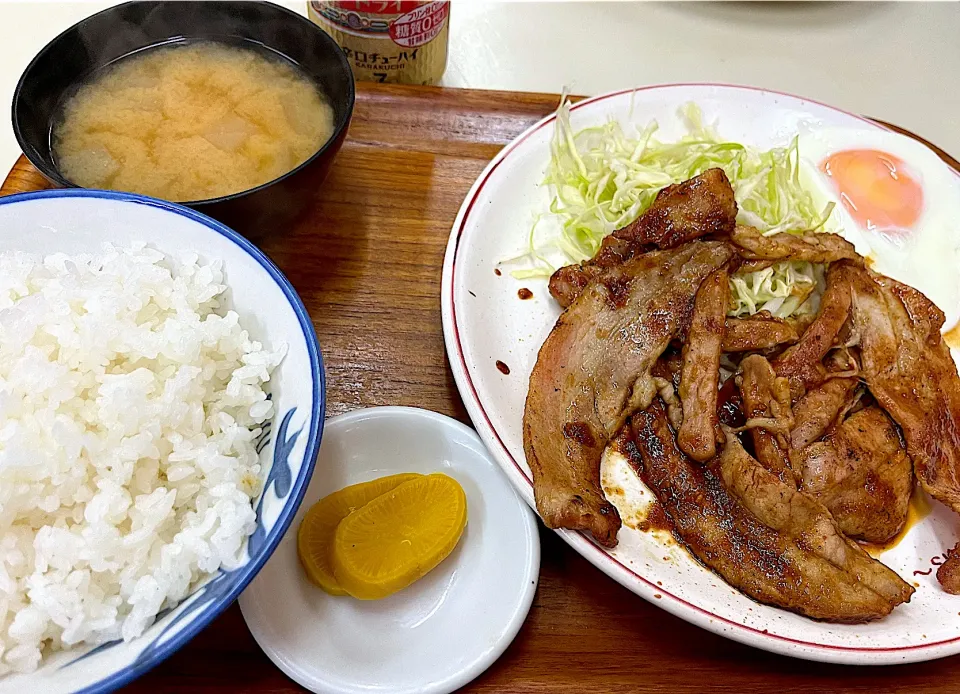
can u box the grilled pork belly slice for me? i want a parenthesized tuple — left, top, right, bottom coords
(629, 400, 913, 622)
(722, 312, 799, 352)
(738, 355, 795, 485)
(524, 241, 736, 546)
(773, 261, 856, 398)
(790, 375, 859, 450)
(795, 407, 912, 543)
(845, 261, 960, 590)
(939, 548, 960, 595)
(677, 266, 730, 463)
(730, 224, 860, 264)
(548, 168, 738, 308)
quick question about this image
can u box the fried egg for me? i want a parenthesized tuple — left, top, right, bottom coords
(798, 127, 960, 331)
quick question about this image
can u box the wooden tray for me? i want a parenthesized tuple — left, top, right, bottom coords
(4, 82, 960, 693)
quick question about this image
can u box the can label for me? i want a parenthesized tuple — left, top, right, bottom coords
(390, 2, 449, 47)
(311, 1, 447, 43)
(308, 1, 450, 85)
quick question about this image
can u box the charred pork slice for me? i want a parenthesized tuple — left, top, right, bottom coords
(630, 400, 912, 622)
(848, 263, 960, 508)
(730, 225, 861, 263)
(795, 407, 912, 543)
(716, 429, 913, 616)
(940, 548, 960, 595)
(722, 312, 799, 352)
(738, 355, 795, 485)
(845, 261, 960, 587)
(652, 347, 684, 431)
(548, 168, 738, 307)
(790, 376, 859, 450)
(773, 261, 856, 398)
(524, 242, 737, 547)
(677, 266, 730, 462)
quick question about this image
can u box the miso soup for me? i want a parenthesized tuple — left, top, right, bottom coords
(53, 41, 335, 202)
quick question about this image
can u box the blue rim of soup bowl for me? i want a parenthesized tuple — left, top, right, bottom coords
(0, 188, 325, 694)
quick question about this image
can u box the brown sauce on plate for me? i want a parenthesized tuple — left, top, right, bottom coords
(861, 487, 934, 557)
(638, 500, 674, 533)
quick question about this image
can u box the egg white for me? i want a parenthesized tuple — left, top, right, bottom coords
(797, 127, 960, 331)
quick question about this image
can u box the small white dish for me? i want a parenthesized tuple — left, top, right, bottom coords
(239, 406, 540, 694)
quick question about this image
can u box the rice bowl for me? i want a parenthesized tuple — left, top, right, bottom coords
(0, 190, 323, 693)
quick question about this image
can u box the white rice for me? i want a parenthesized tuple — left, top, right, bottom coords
(0, 243, 284, 673)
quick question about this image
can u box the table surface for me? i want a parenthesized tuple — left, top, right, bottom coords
(1, 0, 959, 175)
(5, 81, 960, 693)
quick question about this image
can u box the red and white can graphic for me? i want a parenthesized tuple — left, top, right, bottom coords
(308, 1, 450, 85)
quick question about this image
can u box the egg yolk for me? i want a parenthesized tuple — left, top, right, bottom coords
(820, 149, 924, 231)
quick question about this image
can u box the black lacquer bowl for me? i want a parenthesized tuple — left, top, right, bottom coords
(12, 1, 355, 238)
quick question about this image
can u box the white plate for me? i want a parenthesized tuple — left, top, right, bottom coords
(440, 83, 960, 665)
(238, 406, 539, 694)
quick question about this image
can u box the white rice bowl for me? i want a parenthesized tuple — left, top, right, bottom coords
(0, 191, 323, 694)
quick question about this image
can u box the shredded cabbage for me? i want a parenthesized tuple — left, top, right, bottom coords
(511, 97, 837, 317)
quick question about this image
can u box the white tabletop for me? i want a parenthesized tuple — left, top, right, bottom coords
(2, 0, 958, 178)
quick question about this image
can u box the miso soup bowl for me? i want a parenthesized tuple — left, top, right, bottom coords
(12, 1, 355, 239)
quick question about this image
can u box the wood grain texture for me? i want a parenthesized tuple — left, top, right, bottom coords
(4, 82, 960, 692)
